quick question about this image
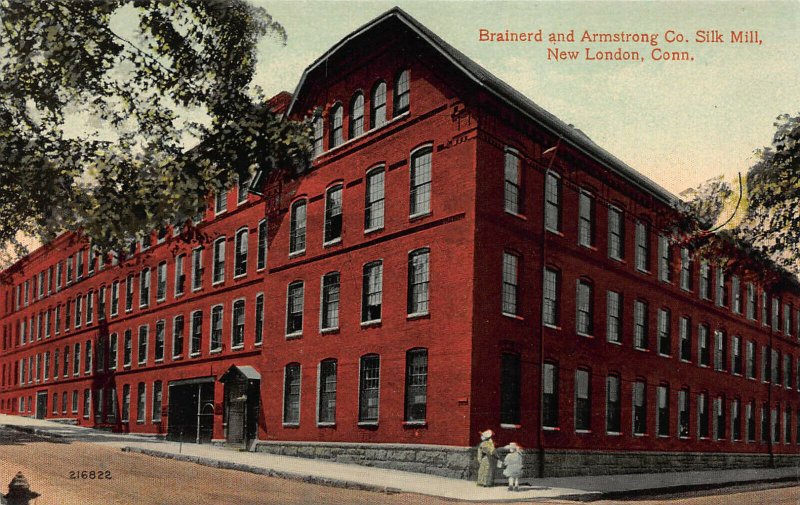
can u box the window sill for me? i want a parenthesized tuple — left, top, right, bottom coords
(233, 273, 247, 281)
(500, 423, 521, 430)
(658, 353, 671, 358)
(320, 328, 339, 335)
(633, 433, 648, 437)
(138, 362, 147, 367)
(285, 333, 303, 340)
(192, 287, 202, 293)
(209, 349, 222, 355)
(403, 421, 427, 427)
(211, 281, 224, 287)
(577, 332, 593, 338)
(502, 312, 524, 321)
(504, 210, 527, 220)
(575, 429, 591, 434)
(358, 421, 379, 427)
(607, 432, 622, 436)
(155, 359, 164, 364)
(578, 243, 597, 251)
(542, 426, 560, 431)
(323, 238, 342, 248)
(607, 340, 622, 346)
(156, 298, 166, 304)
(288, 250, 306, 259)
(361, 320, 382, 328)
(231, 345, 244, 351)
(543, 323, 561, 330)
(409, 211, 432, 222)
(190, 353, 200, 358)
(545, 228, 562, 236)
(317, 422, 336, 427)
(634, 347, 649, 353)
(255, 342, 263, 347)
(407, 312, 430, 321)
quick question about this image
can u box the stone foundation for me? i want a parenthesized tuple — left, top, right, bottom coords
(253, 441, 800, 480)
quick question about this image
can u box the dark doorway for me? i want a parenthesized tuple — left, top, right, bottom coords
(220, 365, 261, 449)
(167, 379, 215, 443)
(35, 391, 47, 419)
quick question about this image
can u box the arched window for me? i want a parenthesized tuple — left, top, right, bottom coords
(329, 103, 343, 148)
(312, 115, 324, 157)
(394, 69, 410, 115)
(349, 92, 364, 138)
(289, 199, 307, 255)
(323, 185, 343, 244)
(404, 348, 427, 422)
(371, 81, 387, 129)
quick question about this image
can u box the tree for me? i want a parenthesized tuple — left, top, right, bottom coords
(0, 0, 312, 262)
(680, 112, 800, 282)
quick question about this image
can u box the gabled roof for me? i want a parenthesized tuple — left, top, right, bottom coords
(286, 7, 680, 207)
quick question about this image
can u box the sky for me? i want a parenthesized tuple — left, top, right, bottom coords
(248, 0, 800, 196)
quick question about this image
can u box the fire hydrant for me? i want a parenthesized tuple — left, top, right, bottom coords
(4, 472, 40, 505)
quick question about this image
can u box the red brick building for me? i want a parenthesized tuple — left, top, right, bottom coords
(1, 8, 799, 478)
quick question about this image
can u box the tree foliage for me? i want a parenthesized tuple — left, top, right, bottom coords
(0, 0, 312, 262)
(679, 112, 800, 285)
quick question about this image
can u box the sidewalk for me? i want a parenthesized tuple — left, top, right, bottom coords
(3, 414, 799, 502)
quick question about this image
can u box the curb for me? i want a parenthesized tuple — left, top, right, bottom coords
(590, 475, 800, 502)
(120, 447, 404, 495)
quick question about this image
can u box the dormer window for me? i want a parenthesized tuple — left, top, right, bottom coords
(329, 103, 343, 148)
(394, 70, 410, 115)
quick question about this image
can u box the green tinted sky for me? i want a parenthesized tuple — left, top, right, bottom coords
(252, 0, 799, 195)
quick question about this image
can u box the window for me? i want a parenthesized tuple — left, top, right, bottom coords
(746, 400, 755, 441)
(289, 200, 307, 255)
(75, 296, 83, 327)
(329, 103, 343, 148)
(658, 308, 671, 356)
(212, 237, 226, 284)
(318, 359, 337, 424)
(123, 330, 132, 367)
(785, 406, 791, 444)
(784, 304, 793, 336)
(658, 235, 671, 282)
(81, 389, 89, 418)
(542, 267, 560, 327)
(746, 283, 756, 320)
(156, 262, 166, 301)
(56, 262, 63, 291)
(73, 342, 80, 376)
(732, 335, 743, 375)
(190, 311, 202, 356)
(364, 167, 385, 232)
(139, 268, 150, 308)
(606, 375, 621, 434)
(714, 396, 726, 440)
(732, 276, 742, 314)
(500, 353, 521, 426)
(361, 261, 383, 323)
(349, 92, 364, 138)
(55, 305, 62, 334)
(575, 369, 591, 431)
(66, 257, 73, 284)
(151, 381, 163, 423)
(394, 69, 410, 115)
(237, 175, 249, 205)
(72, 390, 79, 414)
(324, 185, 343, 244)
(312, 116, 323, 157)
(762, 292, 769, 325)
(286, 282, 304, 336)
(109, 333, 117, 370)
(761, 404, 769, 442)
(771, 406, 779, 443)
(174, 255, 185, 296)
(716, 268, 727, 307)
(699, 262, 711, 300)
(635, 220, 650, 272)
(172, 316, 184, 358)
(633, 300, 649, 350)
(232, 300, 245, 348)
(608, 206, 624, 260)
(680, 248, 692, 290)
(257, 219, 267, 270)
(679, 316, 692, 361)
(234, 228, 248, 277)
(784, 354, 792, 389)
(772, 349, 779, 385)
(371, 81, 387, 128)
(504, 149, 521, 215)
(576, 279, 593, 335)
(52, 392, 58, 415)
(137, 326, 148, 365)
(544, 171, 561, 232)
(98, 286, 106, 321)
(542, 362, 559, 429)
(210, 305, 223, 352)
(677, 387, 688, 438)
(772, 297, 780, 331)
(405, 349, 428, 423)
(698, 324, 710, 367)
(154, 320, 165, 362)
(214, 189, 227, 214)
(192, 247, 203, 292)
(731, 398, 742, 442)
(283, 363, 301, 424)
(606, 291, 622, 344)
(358, 355, 380, 423)
(746, 341, 756, 379)
(321, 273, 340, 331)
(96, 336, 105, 372)
(409, 146, 432, 217)
(698, 392, 709, 438)
(136, 383, 145, 423)
(76, 250, 84, 278)
(656, 384, 668, 437)
(578, 191, 595, 247)
(714, 330, 726, 371)
(633, 380, 647, 435)
(502, 252, 519, 316)
(761, 345, 769, 382)
(125, 275, 134, 312)
(254, 294, 264, 345)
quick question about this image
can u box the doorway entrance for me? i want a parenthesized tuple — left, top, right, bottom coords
(166, 378, 215, 443)
(35, 391, 47, 419)
(219, 365, 261, 448)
